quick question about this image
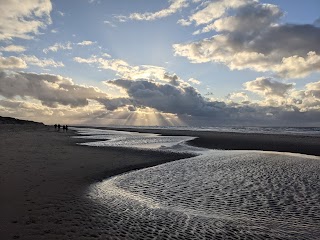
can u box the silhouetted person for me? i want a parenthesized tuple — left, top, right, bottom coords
(58, 124, 61, 131)
(54, 124, 57, 130)
(65, 125, 68, 131)
(62, 125, 66, 131)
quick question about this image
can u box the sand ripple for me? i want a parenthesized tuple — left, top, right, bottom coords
(88, 150, 320, 239)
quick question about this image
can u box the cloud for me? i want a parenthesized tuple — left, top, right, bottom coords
(0, 55, 63, 69)
(21, 55, 64, 68)
(74, 55, 171, 81)
(287, 81, 320, 111)
(0, 98, 108, 125)
(73, 56, 131, 73)
(177, 19, 192, 26)
(242, 77, 320, 111)
(119, 0, 188, 21)
(104, 20, 116, 28)
(0, 45, 26, 52)
(102, 53, 111, 58)
(0, 0, 52, 40)
(57, 11, 65, 16)
(244, 77, 294, 97)
(74, 55, 194, 87)
(43, 42, 72, 54)
(88, 0, 101, 4)
(180, 0, 252, 26)
(188, 78, 201, 85)
(0, 70, 108, 108)
(106, 79, 226, 117)
(174, 1, 320, 78)
(195, 2, 283, 34)
(0, 56, 27, 69)
(97, 97, 133, 111)
(102, 78, 320, 126)
(1, 68, 320, 126)
(227, 92, 249, 102)
(77, 40, 95, 46)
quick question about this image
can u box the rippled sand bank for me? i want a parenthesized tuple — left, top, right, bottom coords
(89, 150, 320, 239)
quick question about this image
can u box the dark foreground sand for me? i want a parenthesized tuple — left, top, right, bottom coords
(0, 125, 192, 240)
(1, 125, 320, 239)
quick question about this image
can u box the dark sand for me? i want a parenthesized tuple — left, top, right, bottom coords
(1, 125, 320, 239)
(0, 125, 192, 239)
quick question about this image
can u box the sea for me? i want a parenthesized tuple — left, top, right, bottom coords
(72, 126, 320, 239)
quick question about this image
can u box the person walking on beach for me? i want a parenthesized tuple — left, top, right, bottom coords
(58, 124, 61, 131)
(54, 124, 57, 130)
(65, 125, 68, 131)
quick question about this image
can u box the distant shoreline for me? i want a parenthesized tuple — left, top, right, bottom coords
(75, 125, 320, 157)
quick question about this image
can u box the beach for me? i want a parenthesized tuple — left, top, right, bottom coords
(1, 124, 320, 239)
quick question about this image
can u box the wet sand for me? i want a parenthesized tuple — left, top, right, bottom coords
(105, 127, 320, 156)
(1, 125, 320, 239)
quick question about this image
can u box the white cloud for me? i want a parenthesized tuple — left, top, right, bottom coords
(188, 78, 201, 85)
(0, 45, 26, 52)
(180, 0, 252, 26)
(104, 20, 116, 28)
(0, 0, 52, 40)
(43, 42, 72, 54)
(290, 81, 320, 111)
(102, 53, 111, 58)
(77, 40, 95, 46)
(57, 11, 65, 16)
(227, 92, 249, 102)
(177, 19, 192, 26)
(0, 56, 27, 69)
(73, 56, 130, 73)
(88, 0, 100, 4)
(21, 55, 64, 68)
(0, 98, 108, 125)
(273, 52, 320, 79)
(73, 55, 168, 81)
(119, 0, 188, 22)
(244, 77, 294, 98)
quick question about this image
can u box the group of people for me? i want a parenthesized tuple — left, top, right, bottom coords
(54, 124, 68, 131)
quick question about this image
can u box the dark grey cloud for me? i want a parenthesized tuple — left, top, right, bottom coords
(108, 79, 216, 116)
(174, 1, 320, 78)
(250, 24, 320, 56)
(1, 71, 320, 126)
(101, 78, 320, 126)
(314, 17, 320, 27)
(97, 97, 133, 111)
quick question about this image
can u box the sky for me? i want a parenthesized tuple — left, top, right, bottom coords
(1, 0, 320, 126)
